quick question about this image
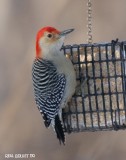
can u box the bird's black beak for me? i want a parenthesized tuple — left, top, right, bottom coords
(59, 28, 74, 37)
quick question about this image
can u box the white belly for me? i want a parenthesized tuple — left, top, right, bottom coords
(52, 54, 76, 108)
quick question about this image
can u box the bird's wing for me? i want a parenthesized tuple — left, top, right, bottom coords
(32, 59, 66, 125)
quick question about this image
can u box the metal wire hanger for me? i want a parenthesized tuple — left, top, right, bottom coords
(87, 0, 93, 44)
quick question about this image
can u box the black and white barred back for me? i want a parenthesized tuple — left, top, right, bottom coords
(32, 58, 66, 144)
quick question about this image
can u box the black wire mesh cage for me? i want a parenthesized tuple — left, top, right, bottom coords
(62, 40, 126, 133)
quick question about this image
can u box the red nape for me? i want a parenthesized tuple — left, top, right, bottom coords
(36, 26, 60, 58)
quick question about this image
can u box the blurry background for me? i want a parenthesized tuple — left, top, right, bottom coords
(1, 0, 126, 160)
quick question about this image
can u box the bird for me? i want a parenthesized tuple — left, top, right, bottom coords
(32, 26, 76, 144)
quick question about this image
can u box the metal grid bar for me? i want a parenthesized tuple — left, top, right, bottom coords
(62, 41, 126, 133)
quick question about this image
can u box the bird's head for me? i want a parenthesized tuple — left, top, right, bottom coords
(36, 26, 74, 59)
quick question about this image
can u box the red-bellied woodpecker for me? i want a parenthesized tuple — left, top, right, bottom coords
(32, 26, 76, 144)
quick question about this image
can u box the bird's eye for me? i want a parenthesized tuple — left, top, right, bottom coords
(47, 34, 52, 38)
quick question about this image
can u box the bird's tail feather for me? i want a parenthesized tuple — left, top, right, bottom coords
(54, 114, 65, 145)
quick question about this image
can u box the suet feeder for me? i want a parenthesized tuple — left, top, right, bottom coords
(62, 41, 126, 133)
(62, 0, 126, 133)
